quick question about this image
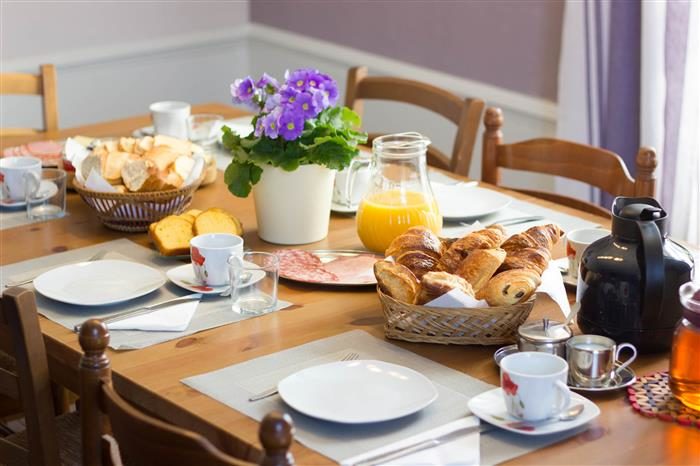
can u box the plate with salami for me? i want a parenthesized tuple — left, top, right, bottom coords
(1, 140, 64, 167)
(274, 249, 382, 286)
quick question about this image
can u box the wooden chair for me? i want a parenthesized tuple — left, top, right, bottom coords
(78, 319, 295, 466)
(482, 107, 657, 217)
(0, 287, 80, 466)
(345, 66, 485, 176)
(0, 64, 59, 136)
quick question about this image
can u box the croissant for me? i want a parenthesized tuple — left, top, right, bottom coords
(439, 226, 506, 273)
(499, 246, 551, 275)
(502, 224, 562, 253)
(374, 260, 420, 304)
(395, 250, 441, 280)
(455, 248, 507, 292)
(385, 226, 443, 260)
(477, 269, 542, 306)
(418, 271, 474, 304)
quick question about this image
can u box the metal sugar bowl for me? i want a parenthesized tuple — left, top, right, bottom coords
(517, 318, 573, 358)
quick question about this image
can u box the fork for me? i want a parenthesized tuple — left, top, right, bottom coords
(4, 249, 108, 288)
(248, 352, 360, 402)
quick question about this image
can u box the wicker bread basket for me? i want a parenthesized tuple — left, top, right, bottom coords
(73, 179, 201, 232)
(378, 288, 535, 346)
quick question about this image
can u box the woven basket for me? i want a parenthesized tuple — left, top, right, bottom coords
(378, 288, 535, 346)
(73, 179, 201, 232)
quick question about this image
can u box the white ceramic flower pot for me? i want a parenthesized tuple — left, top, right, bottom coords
(253, 164, 337, 244)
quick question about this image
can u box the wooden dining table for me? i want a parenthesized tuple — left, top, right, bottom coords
(1, 102, 699, 465)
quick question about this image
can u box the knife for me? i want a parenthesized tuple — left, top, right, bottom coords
(352, 423, 481, 466)
(73, 293, 202, 332)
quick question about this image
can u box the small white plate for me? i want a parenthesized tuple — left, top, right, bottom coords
(278, 360, 438, 424)
(330, 201, 357, 215)
(0, 180, 59, 208)
(131, 126, 154, 138)
(166, 263, 265, 294)
(34, 260, 165, 306)
(468, 387, 600, 436)
(433, 184, 512, 220)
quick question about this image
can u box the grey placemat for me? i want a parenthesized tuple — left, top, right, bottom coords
(0, 239, 290, 350)
(182, 330, 583, 464)
(0, 208, 69, 230)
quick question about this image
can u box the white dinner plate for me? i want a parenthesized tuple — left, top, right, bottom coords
(467, 387, 600, 436)
(278, 360, 438, 424)
(433, 184, 512, 220)
(0, 180, 59, 208)
(34, 260, 165, 306)
(166, 263, 265, 295)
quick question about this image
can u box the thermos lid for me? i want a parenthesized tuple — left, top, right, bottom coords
(518, 318, 572, 343)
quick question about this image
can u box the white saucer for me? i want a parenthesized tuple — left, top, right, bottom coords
(330, 201, 357, 214)
(468, 387, 600, 436)
(131, 126, 154, 138)
(166, 263, 265, 295)
(1, 180, 59, 208)
(278, 360, 438, 424)
(433, 184, 512, 220)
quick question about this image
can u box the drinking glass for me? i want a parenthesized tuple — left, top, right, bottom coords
(228, 252, 279, 315)
(187, 113, 224, 147)
(26, 168, 66, 220)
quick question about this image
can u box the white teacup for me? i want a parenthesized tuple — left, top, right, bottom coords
(566, 228, 610, 280)
(0, 156, 42, 202)
(190, 233, 243, 286)
(332, 151, 371, 208)
(500, 352, 572, 422)
(150, 101, 191, 139)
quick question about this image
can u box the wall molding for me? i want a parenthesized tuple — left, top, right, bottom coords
(2, 22, 557, 122)
(247, 24, 558, 122)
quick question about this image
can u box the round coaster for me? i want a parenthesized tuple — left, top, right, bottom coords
(627, 371, 700, 429)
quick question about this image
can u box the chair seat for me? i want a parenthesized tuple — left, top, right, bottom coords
(5, 411, 81, 466)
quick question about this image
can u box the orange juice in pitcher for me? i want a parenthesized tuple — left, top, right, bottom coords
(351, 133, 441, 253)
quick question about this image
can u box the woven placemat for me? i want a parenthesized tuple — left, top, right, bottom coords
(627, 371, 700, 428)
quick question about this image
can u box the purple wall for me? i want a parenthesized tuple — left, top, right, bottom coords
(251, 0, 564, 101)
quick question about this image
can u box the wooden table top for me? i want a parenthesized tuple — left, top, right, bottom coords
(2, 103, 699, 465)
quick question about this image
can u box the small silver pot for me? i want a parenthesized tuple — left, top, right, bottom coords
(517, 318, 572, 358)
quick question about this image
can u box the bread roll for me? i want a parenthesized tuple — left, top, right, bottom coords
(502, 224, 562, 253)
(173, 155, 195, 180)
(418, 271, 474, 304)
(153, 134, 193, 155)
(385, 226, 443, 260)
(103, 151, 131, 182)
(395, 250, 441, 280)
(455, 248, 506, 292)
(439, 226, 506, 272)
(118, 137, 136, 153)
(145, 146, 179, 172)
(478, 269, 541, 306)
(121, 159, 152, 192)
(80, 154, 102, 181)
(374, 261, 420, 304)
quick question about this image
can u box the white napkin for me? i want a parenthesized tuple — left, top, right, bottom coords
(425, 261, 572, 318)
(107, 299, 200, 332)
(341, 416, 480, 466)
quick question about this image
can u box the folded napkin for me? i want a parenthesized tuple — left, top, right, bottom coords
(107, 299, 200, 332)
(341, 416, 480, 466)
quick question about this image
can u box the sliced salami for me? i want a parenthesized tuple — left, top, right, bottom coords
(274, 249, 339, 283)
(1, 140, 63, 166)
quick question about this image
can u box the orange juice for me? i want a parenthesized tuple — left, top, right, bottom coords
(356, 189, 441, 253)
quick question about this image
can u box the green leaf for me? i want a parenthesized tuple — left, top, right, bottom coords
(224, 161, 257, 198)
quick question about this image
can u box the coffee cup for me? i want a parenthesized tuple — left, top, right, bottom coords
(150, 101, 191, 139)
(565, 228, 610, 281)
(566, 334, 637, 387)
(500, 352, 571, 421)
(190, 233, 243, 286)
(0, 156, 42, 202)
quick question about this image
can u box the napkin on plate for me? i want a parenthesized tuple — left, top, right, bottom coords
(107, 299, 200, 332)
(340, 416, 480, 466)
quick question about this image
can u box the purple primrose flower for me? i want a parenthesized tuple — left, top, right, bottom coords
(231, 76, 256, 104)
(278, 107, 305, 141)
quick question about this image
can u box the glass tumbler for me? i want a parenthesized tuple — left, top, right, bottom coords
(228, 252, 279, 315)
(187, 113, 224, 147)
(26, 168, 66, 220)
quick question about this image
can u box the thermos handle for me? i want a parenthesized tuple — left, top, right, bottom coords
(637, 220, 665, 327)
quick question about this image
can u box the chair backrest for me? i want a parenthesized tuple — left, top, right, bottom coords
(0, 287, 61, 466)
(481, 107, 657, 217)
(78, 319, 295, 466)
(0, 64, 59, 136)
(345, 66, 485, 177)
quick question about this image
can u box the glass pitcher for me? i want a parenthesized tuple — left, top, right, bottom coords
(353, 132, 441, 253)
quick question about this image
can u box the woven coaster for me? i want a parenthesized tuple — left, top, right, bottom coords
(627, 371, 700, 428)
